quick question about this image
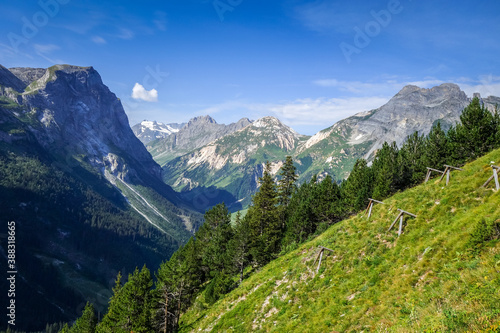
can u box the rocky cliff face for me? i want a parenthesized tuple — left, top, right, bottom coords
(302, 83, 470, 160)
(0, 64, 202, 330)
(0, 64, 202, 232)
(8, 65, 162, 181)
(147, 115, 253, 165)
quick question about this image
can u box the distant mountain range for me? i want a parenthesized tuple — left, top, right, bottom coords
(0, 64, 202, 330)
(139, 83, 499, 210)
(132, 120, 185, 144)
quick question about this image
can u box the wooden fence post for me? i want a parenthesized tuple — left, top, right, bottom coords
(425, 167, 445, 183)
(482, 165, 500, 190)
(439, 165, 464, 185)
(364, 198, 384, 219)
(388, 209, 417, 237)
(312, 246, 335, 273)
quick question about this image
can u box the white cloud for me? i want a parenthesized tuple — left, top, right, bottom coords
(118, 28, 134, 40)
(197, 96, 389, 127)
(154, 11, 167, 31)
(33, 44, 60, 54)
(313, 78, 445, 95)
(131, 83, 158, 102)
(91, 36, 107, 44)
(456, 75, 500, 98)
(268, 97, 389, 126)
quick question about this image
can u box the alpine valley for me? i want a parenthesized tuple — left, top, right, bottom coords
(0, 64, 202, 330)
(1, 64, 499, 332)
(145, 83, 500, 210)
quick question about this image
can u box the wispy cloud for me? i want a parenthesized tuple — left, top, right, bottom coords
(131, 83, 158, 102)
(91, 36, 107, 44)
(33, 44, 60, 54)
(293, 1, 363, 34)
(313, 78, 445, 95)
(33, 44, 64, 64)
(153, 11, 168, 31)
(457, 75, 500, 98)
(196, 96, 389, 127)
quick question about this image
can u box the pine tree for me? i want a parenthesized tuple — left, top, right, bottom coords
(312, 174, 342, 224)
(398, 131, 426, 187)
(154, 238, 203, 333)
(246, 161, 280, 265)
(277, 156, 299, 229)
(341, 159, 373, 213)
(277, 156, 298, 207)
(97, 267, 154, 333)
(449, 97, 497, 162)
(372, 142, 398, 200)
(59, 324, 70, 333)
(424, 121, 448, 170)
(70, 302, 97, 333)
(228, 211, 251, 284)
(197, 203, 234, 276)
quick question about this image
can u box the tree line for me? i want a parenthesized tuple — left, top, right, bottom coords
(59, 97, 500, 332)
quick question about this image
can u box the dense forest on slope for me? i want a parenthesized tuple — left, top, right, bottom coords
(0, 106, 191, 330)
(20, 97, 500, 332)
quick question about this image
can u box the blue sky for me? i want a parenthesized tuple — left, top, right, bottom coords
(1, 0, 499, 135)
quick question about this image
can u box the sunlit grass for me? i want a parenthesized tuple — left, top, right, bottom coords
(180, 148, 500, 332)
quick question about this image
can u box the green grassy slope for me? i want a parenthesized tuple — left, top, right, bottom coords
(180, 148, 500, 332)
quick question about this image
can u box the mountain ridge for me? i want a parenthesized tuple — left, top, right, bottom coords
(154, 83, 499, 211)
(0, 64, 202, 330)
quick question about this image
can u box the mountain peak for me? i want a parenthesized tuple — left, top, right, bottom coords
(252, 116, 284, 128)
(186, 115, 217, 127)
(396, 83, 463, 99)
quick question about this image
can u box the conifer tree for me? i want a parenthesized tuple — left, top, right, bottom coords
(398, 131, 426, 187)
(228, 211, 251, 284)
(70, 302, 97, 333)
(277, 156, 299, 229)
(424, 121, 448, 170)
(341, 159, 373, 213)
(277, 156, 298, 207)
(197, 203, 233, 276)
(59, 323, 70, 333)
(449, 97, 496, 162)
(247, 161, 280, 265)
(371, 142, 398, 200)
(97, 266, 154, 333)
(154, 238, 203, 332)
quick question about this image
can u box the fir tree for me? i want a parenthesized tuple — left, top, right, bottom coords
(277, 156, 298, 229)
(342, 159, 373, 213)
(449, 97, 497, 162)
(372, 142, 398, 200)
(197, 203, 234, 276)
(70, 302, 97, 333)
(277, 156, 298, 207)
(228, 211, 251, 284)
(424, 121, 449, 170)
(398, 131, 426, 187)
(247, 161, 280, 265)
(97, 267, 154, 333)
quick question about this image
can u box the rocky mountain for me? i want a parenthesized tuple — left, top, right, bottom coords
(132, 120, 184, 144)
(146, 115, 253, 165)
(295, 83, 473, 180)
(0, 64, 201, 330)
(162, 116, 308, 209)
(159, 84, 498, 211)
